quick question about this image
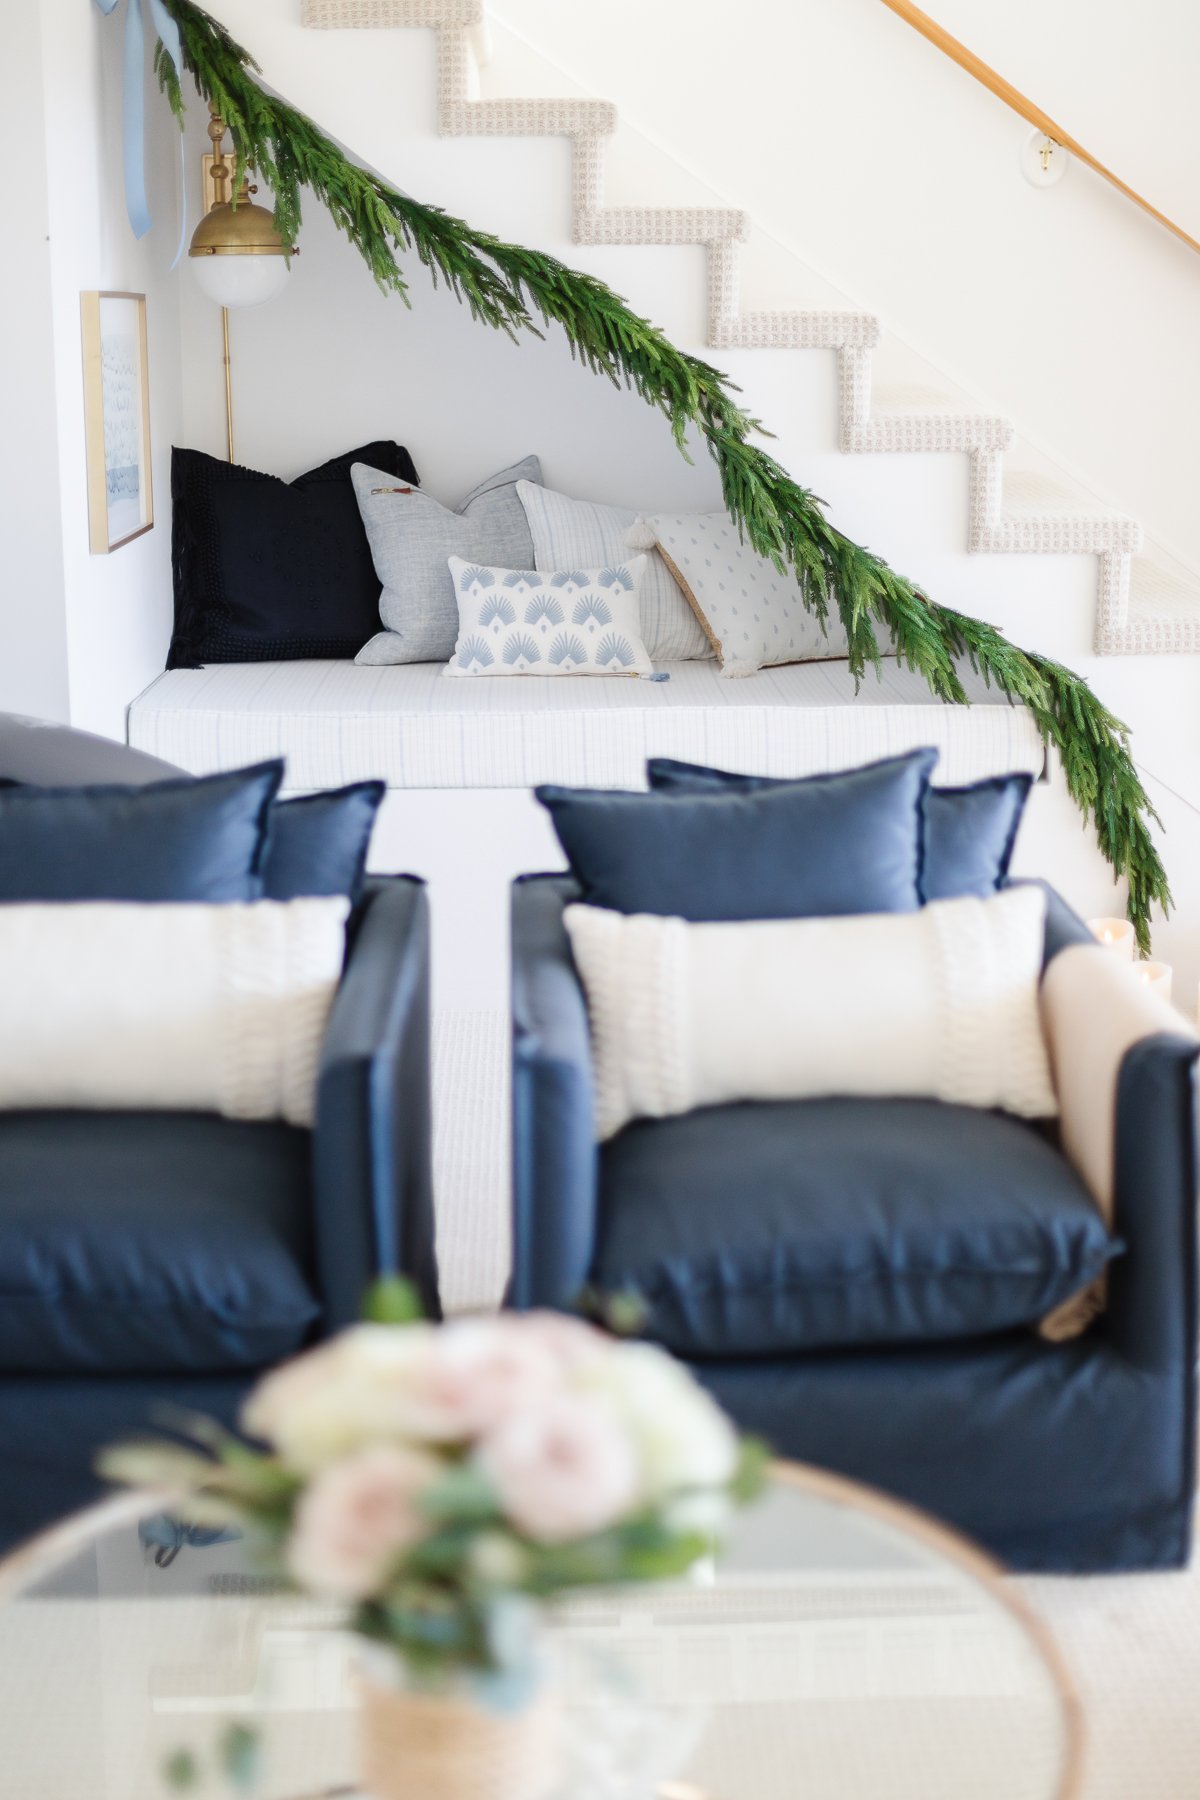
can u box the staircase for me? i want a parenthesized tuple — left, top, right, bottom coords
(304, 0, 1198, 657)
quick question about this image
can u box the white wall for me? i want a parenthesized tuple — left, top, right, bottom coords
(496, 0, 1200, 573)
(36, 0, 186, 740)
(177, 178, 721, 514)
(0, 3, 71, 723)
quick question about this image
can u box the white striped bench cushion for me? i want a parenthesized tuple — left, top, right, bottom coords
(127, 659, 1044, 793)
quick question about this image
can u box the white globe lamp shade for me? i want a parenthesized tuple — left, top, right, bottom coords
(189, 189, 293, 310)
(190, 250, 291, 309)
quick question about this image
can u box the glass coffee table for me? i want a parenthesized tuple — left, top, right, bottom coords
(0, 1463, 1081, 1800)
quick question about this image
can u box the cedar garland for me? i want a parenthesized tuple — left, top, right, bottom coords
(156, 0, 1169, 947)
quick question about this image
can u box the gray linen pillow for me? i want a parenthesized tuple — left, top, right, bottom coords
(353, 455, 543, 664)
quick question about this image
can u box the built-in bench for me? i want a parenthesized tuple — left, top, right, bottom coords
(128, 656, 1042, 793)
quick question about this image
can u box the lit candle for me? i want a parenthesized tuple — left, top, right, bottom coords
(1087, 916, 1135, 962)
(1135, 961, 1173, 1002)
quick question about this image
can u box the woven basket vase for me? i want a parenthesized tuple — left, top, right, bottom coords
(357, 1669, 561, 1800)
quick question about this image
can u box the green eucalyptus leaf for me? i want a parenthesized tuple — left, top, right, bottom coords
(420, 1465, 501, 1525)
(362, 1276, 425, 1325)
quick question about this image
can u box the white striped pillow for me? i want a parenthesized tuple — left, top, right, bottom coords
(517, 481, 712, 663)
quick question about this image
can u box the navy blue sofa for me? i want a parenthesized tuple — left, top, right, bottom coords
(0, 721, 438, 1552)
(510, 874, 1199, 1573)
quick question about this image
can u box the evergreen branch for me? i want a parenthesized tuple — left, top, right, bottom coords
(158, 0, 1169, 949)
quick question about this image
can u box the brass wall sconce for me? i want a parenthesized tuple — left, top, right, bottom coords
(188, 108, 297, 462)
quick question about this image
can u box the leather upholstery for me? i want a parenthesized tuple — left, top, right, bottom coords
(0, 1375, 248, 1550)
(0, 1112, 318, 1375)
(0, 714, 181, 785)
(317, 877, 441, 1326)
(510, 872, 1199, 1571)
(595, 1099, 1118, 1357)
(0, 875, 436, 1553)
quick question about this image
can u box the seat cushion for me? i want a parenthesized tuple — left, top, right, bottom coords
(0, 1112, 321, 1375)
(593, 1099, 1120, 1357)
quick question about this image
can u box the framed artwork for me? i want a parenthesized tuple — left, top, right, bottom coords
(80, 291, 153, 553)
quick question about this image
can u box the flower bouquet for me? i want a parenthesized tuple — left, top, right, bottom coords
(103, 1302, 765, 1800)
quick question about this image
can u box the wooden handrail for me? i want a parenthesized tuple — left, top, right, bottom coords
(879, 0, 1200, 258)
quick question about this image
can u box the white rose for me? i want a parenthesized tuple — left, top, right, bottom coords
(574, 1342, 738, 1501)
(242, 1325, 440, 1471)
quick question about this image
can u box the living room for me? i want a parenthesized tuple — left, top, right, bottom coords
(1, 1, 1197, 1794)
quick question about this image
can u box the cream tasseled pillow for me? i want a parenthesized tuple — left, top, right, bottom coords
(0, 898, 349, 1127)
(564, 885, 1057, 1141)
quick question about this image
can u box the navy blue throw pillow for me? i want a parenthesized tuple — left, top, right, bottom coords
(261, 781, 386, 901)
(537, 749, 936, 921)
(647, 758, 1032, 903)
(0, 763, 283, 901)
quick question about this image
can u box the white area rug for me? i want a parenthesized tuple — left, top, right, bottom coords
(432, 1010, 1200, 1798)
(432, 1009, 511, 1314)
(1018, 1561, 1200, 1798)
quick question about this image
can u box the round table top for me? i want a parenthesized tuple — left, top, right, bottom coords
(0, 1463, 1080, 1800)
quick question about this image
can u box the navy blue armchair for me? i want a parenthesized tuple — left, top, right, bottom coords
(0, 714, 438, 1551)
(511, 874, 1199, 1574)
(0, 874, 437, 1552)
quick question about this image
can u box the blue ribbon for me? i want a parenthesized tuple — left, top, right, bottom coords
(94, 0, 188, 269)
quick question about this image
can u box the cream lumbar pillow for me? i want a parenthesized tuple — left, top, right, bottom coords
(444, 556, 658, 679)
(515, 480, 712, 662)
(563, 886, 1057, 1140)
(0, 898, 349, 1127)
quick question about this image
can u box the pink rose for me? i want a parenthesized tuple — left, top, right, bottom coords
(286, 1444, 438, 1602)
(476, 1395, 639, 1543)
(411, 1319, 568, 1442)
(514, 1311, 609, 1371)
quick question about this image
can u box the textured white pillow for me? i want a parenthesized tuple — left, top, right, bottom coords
(0, 898, 349, 1127)
(645, 511, 852, 677)
(445, 556, 657, 679)
(564, 887, 1057, 1140)
(516, 480, 712, 662)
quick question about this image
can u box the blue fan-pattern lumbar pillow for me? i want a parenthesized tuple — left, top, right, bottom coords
(445, 556, 657, 679)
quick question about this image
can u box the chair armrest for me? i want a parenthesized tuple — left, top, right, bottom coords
(1041, 944, 1199, 1365)
(314, 877, 439, 1328)
(510, 875, 598, 1311)
(1005, 877, 1097, 967)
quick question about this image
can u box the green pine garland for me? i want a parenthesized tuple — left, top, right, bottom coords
(157, 0, 1169, 948)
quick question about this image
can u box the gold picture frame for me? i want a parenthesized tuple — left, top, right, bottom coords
(80, 291, 154, 554)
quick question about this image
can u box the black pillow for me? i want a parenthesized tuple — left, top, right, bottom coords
(168, 441, 421, 668)
(0, 763, 283, 901)
(261, 782, 386, 901)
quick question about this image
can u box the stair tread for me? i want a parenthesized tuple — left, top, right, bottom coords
(1000, 470, 1137, 523)
(1129, 562, 1200, 614)
(870, 384, 1007, 423)
(301, 0, 1185, 658)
